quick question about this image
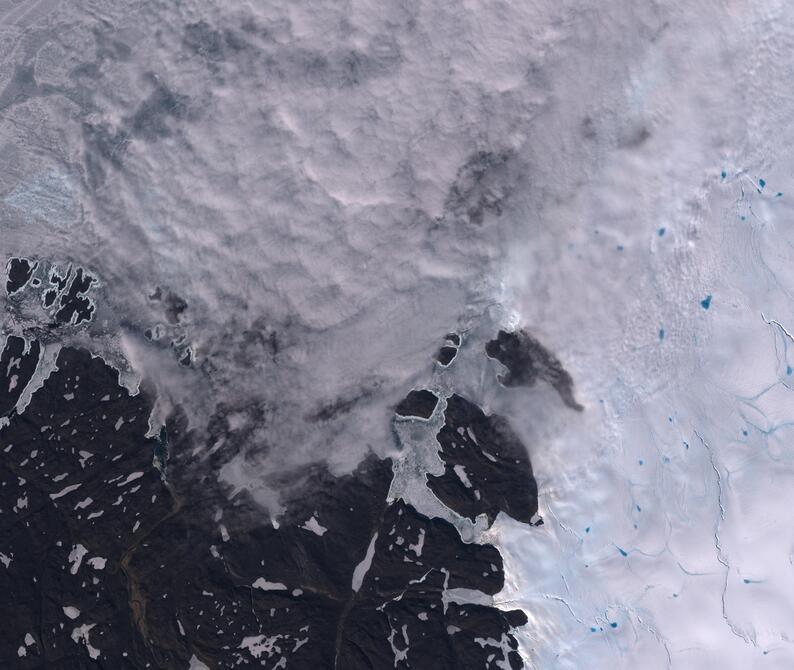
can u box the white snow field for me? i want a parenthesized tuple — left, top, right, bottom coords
(2, 0, 794, 667)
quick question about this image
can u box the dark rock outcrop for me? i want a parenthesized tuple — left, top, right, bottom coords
(486, 329, 582, 410)
(5, 257, 37, 296)
(0, 335, 41, 417)
(0, 343, 527, 669)
(395, 389, 439, 419)
(427, 394, 538, 526)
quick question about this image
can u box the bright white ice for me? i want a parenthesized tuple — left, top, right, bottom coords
(2, 1, 794, 667)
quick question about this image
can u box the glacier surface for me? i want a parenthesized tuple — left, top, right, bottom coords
(2, 0, 794, 667)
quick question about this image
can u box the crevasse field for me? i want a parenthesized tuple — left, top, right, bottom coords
(2, 0, 794, 667)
